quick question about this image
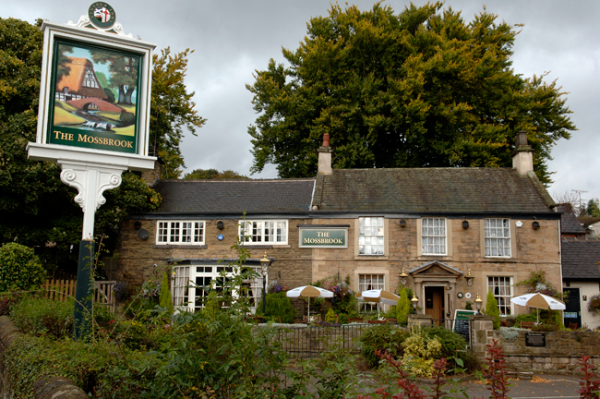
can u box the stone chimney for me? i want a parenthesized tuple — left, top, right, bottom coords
(512, 130, 533, 175)
(318, 133, 333, 175)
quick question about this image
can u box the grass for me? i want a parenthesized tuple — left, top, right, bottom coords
(53, 107, 85, 125)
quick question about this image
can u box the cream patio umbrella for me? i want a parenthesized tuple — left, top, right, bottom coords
(286, 285, 334, 320)
(356, 289, 400, 319)
(510, 293, 566, 324)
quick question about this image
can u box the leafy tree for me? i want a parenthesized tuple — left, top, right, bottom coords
(485, 289, 501, 329)
(395, 287, 410, 325)
(150, 48, 206, 179)
(90, 50, 139, 104)
(247, 3, 576, 183)
(183, 168, 249, 180)
(587, 199, 600, 217)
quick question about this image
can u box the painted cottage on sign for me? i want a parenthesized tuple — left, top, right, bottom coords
(55, 57, 107, 103)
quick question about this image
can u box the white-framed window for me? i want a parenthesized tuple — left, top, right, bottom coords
(239, 220, 288, 245)
(358, 217, 384, 255)
(487, 276, 513, 316)
(484, 219, 511, 257)
(171, 265, 264, 313)
(156, 221, 205, 245)
(421, 218, 446, 255)
(358, 274, 385, 312)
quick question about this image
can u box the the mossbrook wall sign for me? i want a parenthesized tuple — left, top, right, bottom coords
(299, 227, 348, 248)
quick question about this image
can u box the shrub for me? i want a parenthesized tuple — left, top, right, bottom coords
(360, 324, 409, 367)
(0, 243, 46, 293)
(486, 289, 501, 329)
(10, 296, 74, 339)
(159, 272, 173, 314)
(256, 291, 296, 323)
(421, 326, 468, 359)
(338, 313, 349, 324)
(325, 308, 337, 323)
(401, 327, 443, 377)
(396, 288, 410, 325)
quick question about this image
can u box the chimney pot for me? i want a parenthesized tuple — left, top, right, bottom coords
(323, 133, 330, 147)
(318, 134, 333, 175)
(512, 130, 533, 175)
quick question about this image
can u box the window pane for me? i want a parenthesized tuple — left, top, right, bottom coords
(358, 217, 384, 256)
(170, 222, 180, 242)
(484, 219, 511, 257)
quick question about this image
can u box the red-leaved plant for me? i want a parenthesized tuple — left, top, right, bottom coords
(578, 356, 600, 398)
(484, 339, 510, 399)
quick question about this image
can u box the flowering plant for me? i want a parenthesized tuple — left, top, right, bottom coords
(112, 282, 130, 301)
(268, 281, 288, 294)
(141, 279, 161, 298)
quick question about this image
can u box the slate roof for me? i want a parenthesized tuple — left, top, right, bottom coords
(557, 205, 587, 235)
(313, 168, 554, 214)
(561, 238, 600, 280)
(152, 179, 315, 214)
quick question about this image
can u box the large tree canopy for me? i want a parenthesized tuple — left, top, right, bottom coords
(247, 2, 576, 183)
(0, 18, 200, 273)
(151, 48, 206, 179)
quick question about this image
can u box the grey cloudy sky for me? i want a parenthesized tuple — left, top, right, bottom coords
(3, 0, 599, 205)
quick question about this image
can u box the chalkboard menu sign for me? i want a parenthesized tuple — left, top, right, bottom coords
(452, 309, 477, 342)
(526, 332, 546, 347)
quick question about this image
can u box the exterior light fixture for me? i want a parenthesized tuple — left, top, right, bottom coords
(475, 294, 483, 315)
(532, 221, 540, 230)
(259, 252, 271, 315)
(411, 293, 419, 312)
(465, 268, 474, 286)
(400, 219, 407, 228)
(400, 268, 408, 285)
(217, 221, 224, 230)
(134, 221, 142, 230)
(462, 220, 469, 229)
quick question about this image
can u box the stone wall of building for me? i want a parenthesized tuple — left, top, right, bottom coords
(118, 218, 313, 289)
(309, 217, 561, 317)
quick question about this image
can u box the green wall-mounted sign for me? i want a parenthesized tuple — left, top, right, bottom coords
(299, 227, 348, 248)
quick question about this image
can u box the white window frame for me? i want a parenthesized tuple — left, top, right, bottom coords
(171, 265, 264, 313)
(484, 218, 511, 257)
(487, 276, 513, 316)
(358, 274, 385, 312)
(156, 221, 205, 245)
(239, 220, 288, 245)
(358, 217, 385, 256)
(421, 218, 447, 255)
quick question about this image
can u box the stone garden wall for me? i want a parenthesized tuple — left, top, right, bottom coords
(0, 316, 89, 399)
(470, 315, 600, 374)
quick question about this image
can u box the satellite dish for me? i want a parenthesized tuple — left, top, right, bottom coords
(137, 228, 149, 240)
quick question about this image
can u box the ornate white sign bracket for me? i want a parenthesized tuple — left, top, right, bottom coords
(59, 161, 127, 240)
(67, 15, 133, 38)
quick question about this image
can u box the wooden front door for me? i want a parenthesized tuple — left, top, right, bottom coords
(425, 287, 445, 325)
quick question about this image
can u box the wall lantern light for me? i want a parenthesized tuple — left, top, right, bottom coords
(411, 293, 419, 312)
(465, 268, 474, 286)
(475, 294, 483, 315)
(532, 221, 540, 230)
(400, 219, 407, 228)
(134, 221, 142, 230)
(462, 220, 469, 229)
(400, 268, 408, 285)
(217, 221, 224, 230)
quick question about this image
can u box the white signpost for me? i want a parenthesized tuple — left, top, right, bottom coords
(27, 4, 156, 338)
